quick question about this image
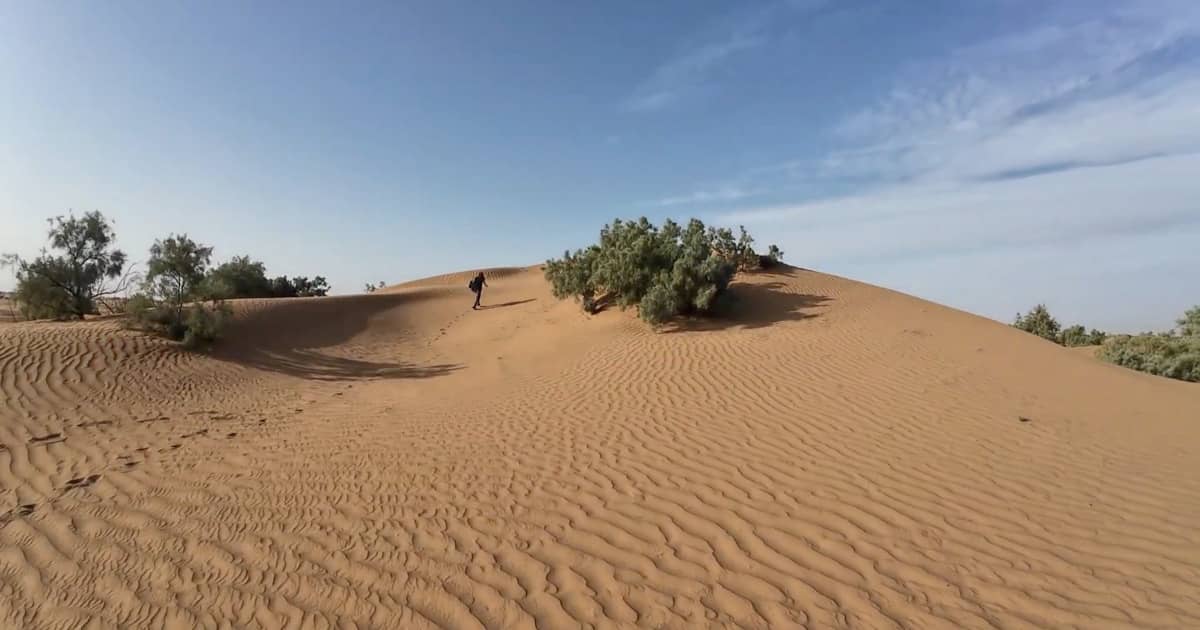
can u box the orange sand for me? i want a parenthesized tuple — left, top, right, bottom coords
(2, 266, 1198, 628)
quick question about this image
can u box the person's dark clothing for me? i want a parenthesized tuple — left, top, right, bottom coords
(471, 274, 487, 309)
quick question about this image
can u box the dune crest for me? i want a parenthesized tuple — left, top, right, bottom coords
(2, 266, 1198, 628)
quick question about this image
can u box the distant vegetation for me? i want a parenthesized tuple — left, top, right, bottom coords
(364, 281, 387, 293)
(1098, 306, 1200, 383)
(545, 217, 783, 325)
(1012, 304, 1107, 347)
(1, 212, 135, 320)
(4, 211, 331, 348)
(1014, 303, 1199, 383)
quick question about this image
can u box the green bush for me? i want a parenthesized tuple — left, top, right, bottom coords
(545, 217, 751, 325)
(10, 273, 72, 320)
(1, 211, 132, 319)
(1179, 306, 1200, 337)
(182, 301, 232, 350)
(207, 255, 271, 298)
(1099, 333, 1200, 382)
(128, 234, 230, 349)
(544, 246, 600, 311)
(291, 276, 330, 297)
(1013, 304, 1061, 342)
(267, 275, 330, 298)
(1014, 305, 1108, 347)
(1059, 324, 1089, 347)
(763, 244, 785, 267)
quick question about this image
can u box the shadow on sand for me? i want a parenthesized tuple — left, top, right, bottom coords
(660, 269, 832, 334)
(225, 348, 462, 382)
(213, 292, 464, 381)
(478, 298, 537, 310)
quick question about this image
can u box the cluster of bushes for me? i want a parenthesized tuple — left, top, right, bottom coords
(3, 211, 330, 349)
(1014, 303, 1200, 382)
(123, 234, 232, 349)
(1097, 306, 1200, 383)
(205, 255, 329, 299)
(544, 217, 783, 325)
(1012, 305, 1107, 347)
(364, 281, 387, 293)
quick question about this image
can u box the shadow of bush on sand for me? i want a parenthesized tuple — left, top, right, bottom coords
(224, 348, 462, 381)
(212, 291, 464, 381)
(660, 269, 833, 333)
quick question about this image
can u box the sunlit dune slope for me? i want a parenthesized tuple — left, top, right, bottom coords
(2, 265, 1198, 628)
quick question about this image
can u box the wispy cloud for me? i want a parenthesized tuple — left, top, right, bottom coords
(645, 185, 761, 208)
(622, 1, 829, 113)
(823, 9, 1200, 185)
(623, 33, 763, 113)
(698, 2, 1200, 327)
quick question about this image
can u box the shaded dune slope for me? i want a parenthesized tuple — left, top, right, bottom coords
(1, 265, 1198, 628)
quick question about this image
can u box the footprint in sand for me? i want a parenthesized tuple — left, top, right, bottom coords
(64, 474, 101, 491)
(0, 504, 36, 526)
(29, 433, 64, 445)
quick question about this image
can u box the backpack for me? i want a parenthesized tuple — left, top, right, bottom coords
(468, 277, 480, 292)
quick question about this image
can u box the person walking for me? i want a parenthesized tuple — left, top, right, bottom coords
(470, 272, 488, 309)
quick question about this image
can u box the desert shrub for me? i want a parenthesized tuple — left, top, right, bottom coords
(129, 234, 230, 348)
(1059, 324, 1089, 347)
(364, 281, 386, 293)
(1099, 333, 1200, 382)
(759, 244, 786, 268)
(1013, 304, 1061, 342)
(544, 246, 600, 311)
(266, 275, 329, 297)
(637, 275, 678, 325)
(1086, 328, 1108, 345)
(291, 276, 330, 297)
(146, 234, 212, 319)
(182, 301, 232, 349)
(10, 273, 73, 320)
(1179, 306, 1200, 337)
(207, 255, 271, 298)
(269, 275, 297, 298)
(1, 211, 133, 319)
(710, 225, 764, 271)
(544, 217, 743, 325)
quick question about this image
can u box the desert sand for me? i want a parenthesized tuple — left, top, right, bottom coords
(1, 265, 1198, 628)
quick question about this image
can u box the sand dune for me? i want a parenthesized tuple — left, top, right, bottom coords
(2, 266, 1198, 628)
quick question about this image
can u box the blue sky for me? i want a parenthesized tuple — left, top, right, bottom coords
(2, 0, 1198, 331)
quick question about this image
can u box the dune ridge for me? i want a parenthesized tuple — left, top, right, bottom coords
(1, 265, 1198, 628)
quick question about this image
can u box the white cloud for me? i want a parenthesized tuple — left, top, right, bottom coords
(648, 185, 760, 207)
(706, 3, 1200, 329)
(623, 33, 763, 112)
(622, 0, 830, 113)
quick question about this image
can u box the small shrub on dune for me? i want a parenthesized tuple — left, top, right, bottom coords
(761, 244, 785, 268)
(182, 301, 232, 350)
(1012, 304, 1061, 342)
(545, 216, 780, 326)
(1059, 324, 1089, 347)
(129, 233, 230, 349)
